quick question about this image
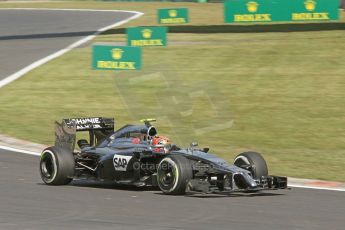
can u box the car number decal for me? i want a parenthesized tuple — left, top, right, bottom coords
(113, 155, 132, 171)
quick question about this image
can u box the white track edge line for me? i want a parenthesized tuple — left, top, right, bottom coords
(0, 8, 142, 14)
(288, 183, 345, 192)
(0, 145, 40, 156)
(0, 8, 143, 88)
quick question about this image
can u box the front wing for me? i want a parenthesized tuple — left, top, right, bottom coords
(186, 176, 288, 194)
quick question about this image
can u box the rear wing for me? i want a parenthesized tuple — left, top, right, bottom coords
(55, 117, 114, 151)
(63, 117, 114, 131)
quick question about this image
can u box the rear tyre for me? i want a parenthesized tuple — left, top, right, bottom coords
(157, 155, 193, 195)
(234, 151, 268, 179)
(40, 146, 75, 185)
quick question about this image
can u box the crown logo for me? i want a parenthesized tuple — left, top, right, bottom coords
(141, 29, 152, 39)
(168, 9, 177, 17)
(111, 48, 123, 60)
(247, 1, 259, 13)
(304, 0, 316, 11)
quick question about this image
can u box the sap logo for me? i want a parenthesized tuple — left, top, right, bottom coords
(114, 157, 128, 169)
(113, 155, 132, 171)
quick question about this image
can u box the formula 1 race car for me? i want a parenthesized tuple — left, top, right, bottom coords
(39, 117, 287, 195)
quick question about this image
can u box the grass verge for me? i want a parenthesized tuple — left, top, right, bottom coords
(0, 1, 345, 181)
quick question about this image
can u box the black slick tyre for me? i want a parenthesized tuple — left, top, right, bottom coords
(234, 151, 268, 179)
(157, 155, 193, 195)
(40, 146, 75, 185)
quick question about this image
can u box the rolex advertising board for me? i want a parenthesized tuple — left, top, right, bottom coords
(158, 8, 189, 24)
(92, 45, 141, 70)
(224, 0, 339, 23)
(127, 27, 167, 47)
(289, 0, 339, 21)
(225, 0, 276, 23)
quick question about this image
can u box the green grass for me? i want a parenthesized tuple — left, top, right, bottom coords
(0, 1, 345, 181)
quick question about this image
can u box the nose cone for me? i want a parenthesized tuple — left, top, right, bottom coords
(234, 172, 258, 189)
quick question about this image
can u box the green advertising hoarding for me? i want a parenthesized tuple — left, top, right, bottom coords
(92, 45, 141, 70)
(289, 0, 339, 21)
(224, 0, 339, 23)
(127, 27, 167, 47)
(158, 8, 189, 24)
(225, 0, 276, 22)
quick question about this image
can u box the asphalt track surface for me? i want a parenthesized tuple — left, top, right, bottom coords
(0, 9, 136, 81)
(1, 8, 345, 230)
(1, 149, 344, 230)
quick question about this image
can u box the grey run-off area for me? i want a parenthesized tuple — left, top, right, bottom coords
(0, 9, 137, 81)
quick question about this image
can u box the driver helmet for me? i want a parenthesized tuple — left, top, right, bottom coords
(151, 136, 172, 153)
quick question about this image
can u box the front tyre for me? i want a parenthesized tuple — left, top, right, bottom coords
(234, 151, 268, 179)
(157, 155, 192, 195)
(40, 146, 75, 185)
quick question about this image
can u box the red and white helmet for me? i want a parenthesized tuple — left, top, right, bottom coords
(151, 136, 172, 153)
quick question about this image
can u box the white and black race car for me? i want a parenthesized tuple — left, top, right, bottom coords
(39, 117, 287, 195)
